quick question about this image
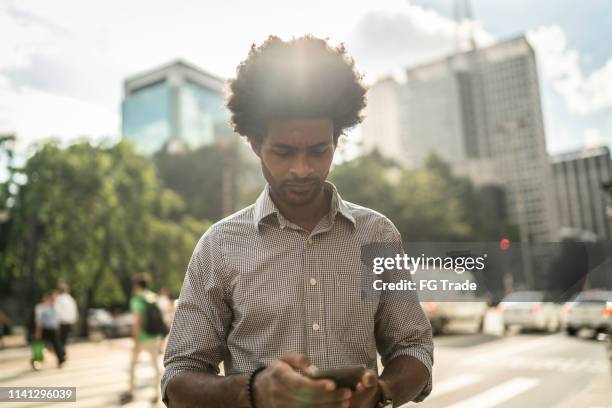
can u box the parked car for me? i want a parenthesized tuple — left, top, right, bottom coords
(87, 308, 113, 337)
(498, 291, 561, 333)
(564, 290, 612, 337)
(87, 309, 134, 338)
(420, 269, 489, 335)
(108, 312, 134, 338)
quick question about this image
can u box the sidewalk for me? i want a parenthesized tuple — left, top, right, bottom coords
(0, 334, 27, 348)
(0, 334, 105, 364)
(555, 373, 612, 408)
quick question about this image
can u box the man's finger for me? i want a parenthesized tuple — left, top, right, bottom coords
(354, 369, 378, 394)
(279, 352, 311, 370)
(292, 386, 352, 404)
(282, 369, 337, 392)
(361, 369, 378, 388)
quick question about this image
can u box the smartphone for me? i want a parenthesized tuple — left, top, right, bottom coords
(306, 365, 366, 390)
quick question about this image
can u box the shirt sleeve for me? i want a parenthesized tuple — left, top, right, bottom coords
(161, 227, 232, 406)
(374, 217, 434, 402)
(129, 297, 143, 314)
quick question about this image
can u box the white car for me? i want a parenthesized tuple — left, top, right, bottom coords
(420, 270, 489, 335)
(563, 290, 612, 337)
(87, 308, 113, 335)
(499, 291, 561, 333)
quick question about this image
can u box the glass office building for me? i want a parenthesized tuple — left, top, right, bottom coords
(122, 60, 232, 156)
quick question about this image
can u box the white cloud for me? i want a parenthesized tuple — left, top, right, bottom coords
(0, 6, 57, 70)
(0, 80, 119, 149)
(1, 0, 499, 146)
(583, 128, 608, 148)
(4, 0, 606, 156)
(527, 25, 612, 115)
(346, 3, 495, 82)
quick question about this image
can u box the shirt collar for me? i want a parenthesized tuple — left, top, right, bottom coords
(253, 181, 356, 230)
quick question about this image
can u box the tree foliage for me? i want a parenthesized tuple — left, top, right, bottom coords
(0, 140, 208, 328)
(153, 139, 263, 221)
(331, 151, 517, 242)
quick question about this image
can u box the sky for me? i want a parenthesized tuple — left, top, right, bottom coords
(1, 0, 611, 156)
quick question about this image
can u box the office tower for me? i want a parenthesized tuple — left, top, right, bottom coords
(363, 36, 559, 242)
(552, 146, 612, 241)
(122, 60, 233, 156)
(361, 78, 404, 165)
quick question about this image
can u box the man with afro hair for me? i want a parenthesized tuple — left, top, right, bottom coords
(162, 35, 433, 408)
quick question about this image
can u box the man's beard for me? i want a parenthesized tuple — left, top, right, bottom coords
(261, 162, 326, 206)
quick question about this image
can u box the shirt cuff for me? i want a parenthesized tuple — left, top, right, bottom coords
(384, 346, 433, 402)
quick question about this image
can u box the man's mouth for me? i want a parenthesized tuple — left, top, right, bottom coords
(285, 181, 317, 192)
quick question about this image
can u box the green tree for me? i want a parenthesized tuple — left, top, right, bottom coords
(331, 151, 516, 242)
(329, 150, 398, 218)
(423, 154, 519, 241)
(153, 139, 263, 222)
(1, 140, 207, 332)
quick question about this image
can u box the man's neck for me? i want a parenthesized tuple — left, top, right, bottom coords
(270, 185, 331, 233)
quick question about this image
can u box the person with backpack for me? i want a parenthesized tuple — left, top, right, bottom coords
(120, 273, 168, 404)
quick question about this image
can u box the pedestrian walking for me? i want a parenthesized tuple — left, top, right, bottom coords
(35, 292, 65, 367)
(54, 283, 78, 360)
(120, 273, 167, 404)
(157, 287, 175, 355)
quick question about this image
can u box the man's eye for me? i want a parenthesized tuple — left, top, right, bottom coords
(273, 150, 292, 157)
(310, 148, 329, 156)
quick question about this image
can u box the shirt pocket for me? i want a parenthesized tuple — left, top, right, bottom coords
(232, 256, 304, 331)
(329, 257, 380, 334)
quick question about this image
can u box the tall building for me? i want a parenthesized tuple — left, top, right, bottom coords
(363, 36, 559, 242)
(122, 60, 233, 156)
(552, 146, 612, 241)
(361, 78, 404, 165)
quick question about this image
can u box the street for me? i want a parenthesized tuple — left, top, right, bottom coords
(0, 332, 610, 408)
(420, 332, 611, 408)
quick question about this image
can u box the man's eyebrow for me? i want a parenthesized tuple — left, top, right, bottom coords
(269, 142, 331, 149)
(308, 142, 332, 149)
(270, 143, 296, 149)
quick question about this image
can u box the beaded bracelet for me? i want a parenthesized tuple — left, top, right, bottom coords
(247, 366, 267, 408)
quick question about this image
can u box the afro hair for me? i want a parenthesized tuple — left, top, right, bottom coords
(225, 35, 367, 145)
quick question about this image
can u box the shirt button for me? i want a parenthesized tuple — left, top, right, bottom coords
(312, 323, 320, 331)
(306, 237, 312, 245)
(309, 277, 317, 286)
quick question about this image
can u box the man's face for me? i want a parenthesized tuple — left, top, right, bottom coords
(255, 118, 335, 207)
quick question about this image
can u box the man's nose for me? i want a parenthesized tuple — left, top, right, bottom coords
(289, 153, 313, 178)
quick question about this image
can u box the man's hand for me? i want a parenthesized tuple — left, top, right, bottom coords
(253, 352, 353, 408)
(349, 369, 380, 408)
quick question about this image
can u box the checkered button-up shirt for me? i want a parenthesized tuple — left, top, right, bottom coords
(161, 182, 434, 403)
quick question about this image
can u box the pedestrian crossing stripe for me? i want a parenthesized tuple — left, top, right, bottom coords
(427, 374, 483, 399)
(462, 334, 559, 365)
(446, 377, 540, 408)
